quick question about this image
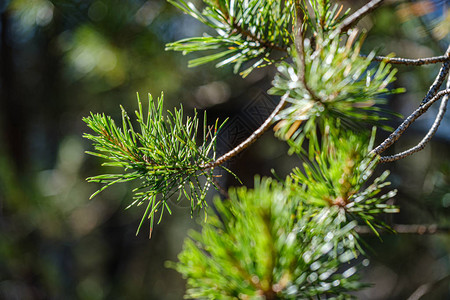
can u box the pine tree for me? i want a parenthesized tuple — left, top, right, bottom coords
(84, 0, 450, 298)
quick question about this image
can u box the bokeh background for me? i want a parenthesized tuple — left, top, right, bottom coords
(0, 0, 449, 299)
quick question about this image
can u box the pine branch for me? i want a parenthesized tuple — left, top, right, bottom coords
(338, 0, 385, 33)
(200, 95, 287, 169)
(371, 89, 450, 157)
(83, 2, 447, 297)
(298, 0, 350, 35)
(289, 128, 398, 236)
(407, 274, 450, 300)
(379, 78, 450, 163)
(84, 93, 227, 236)
(422, 46, 450, 104)
(170, 178, 365, 299)
(370, 47, 450, 158)
(270, 33, 402, 152)
(368, 54, 450, 66)
(166, 0, 294, 76)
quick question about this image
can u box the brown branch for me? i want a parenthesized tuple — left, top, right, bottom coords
(355, 224, 450, 235)
(211, 177, 229, 198)
(371, 47, 450, 157)
(421, 45, 450, 104)
(338, 0, 385, 33)
(371, 89, 450, 156)
(407, 274, 450, 300)
(200, 95, 288, 170)
(369, 54, 449, 66)
(379, 77, 450, 163)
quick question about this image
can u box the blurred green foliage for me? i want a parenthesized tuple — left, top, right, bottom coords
(172, 178, 363, 299)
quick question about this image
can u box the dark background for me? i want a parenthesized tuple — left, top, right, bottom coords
(0, 0, 449, 299)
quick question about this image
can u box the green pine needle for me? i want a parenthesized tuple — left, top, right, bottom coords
(166, 0, 294, 76)
(83, 93, 226, 236)
(170, 177, 365, 299)
(289, 127, 398, 233)
(270, 33, 404, 152)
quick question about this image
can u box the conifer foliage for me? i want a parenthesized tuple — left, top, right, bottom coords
(84, 93, 226, 235)
(84, 0, 450, 298)
(169, 178, 363, 299)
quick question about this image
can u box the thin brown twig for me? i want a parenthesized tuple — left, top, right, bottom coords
(338, 0, 385, 33)
(407, 274, 450, 300)
(371, 47, 450, 157)
(369, 54, 449, 66)
(355, 224, 450, 235)
(379, 77, 450, 163)
(211, 177, 229, 198)
(371, 89, 450, 156)
(200, 95, 288, 170)
(421, 45, 450, 104)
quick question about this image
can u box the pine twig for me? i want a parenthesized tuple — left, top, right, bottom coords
(379, 77, 450, 163)
(407, 274, 450, 300)
(371, 46, 449, 157)
(369, 54, 449, 66)
(421, 46, 450, 104)
(211, 177, 229, 198)
(371, 47, 449, 157)
(338, 0, 385, 33)
(371, 89, 450, 157)
(200, 95, 287, 170)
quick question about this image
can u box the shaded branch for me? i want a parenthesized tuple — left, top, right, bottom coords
(407, 274, 450, 300)
(379, 77, 450, 163)
(369, 54, 449, 66)
(371, 46, 450, 157)
(371, 89, 450, 156)
(338, 0, 385, 33)
(200, 95, 288, 170)
(421, 45, 450, 104)
(355, 224, 450, 235)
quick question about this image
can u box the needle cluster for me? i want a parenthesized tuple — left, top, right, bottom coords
(166, 0, 294, 76)
(171, 178, 364, 299)
(270, 34, 403, 152)
(84, 93, 225, 235)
